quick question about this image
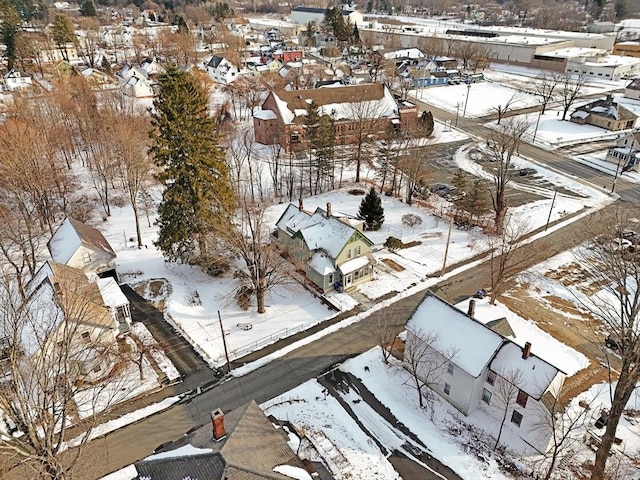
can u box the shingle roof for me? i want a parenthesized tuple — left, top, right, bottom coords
(47, 217, 115, 265)
(573, 98, 638, 121)
(626, 78, 640, 91)
(135, 452, 226, 480)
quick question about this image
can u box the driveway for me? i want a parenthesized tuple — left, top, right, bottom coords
(121, 285, 210, 377)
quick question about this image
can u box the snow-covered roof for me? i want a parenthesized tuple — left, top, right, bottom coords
(571, 110, 589, 119)
(267, 84, 399, 125)
(406, 293, 504, 377)
(308, 252, 335, 276)
(274, 204, 372, 260)
(383, 48, 425, 60)
(490, 342, 560, 399)
(338, 256, 370, 275)
(48, 217, 116, 265)
(96, 278, 128, 309)
(300, 210, 358, 259)
(254, 109, 277, 120)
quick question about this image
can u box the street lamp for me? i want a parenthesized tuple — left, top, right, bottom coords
(462, 82, 471, 118)
(455, 102, 461, 127)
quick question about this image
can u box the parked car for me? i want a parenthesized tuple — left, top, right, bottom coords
(611, 238, 633, 252)
(519, 168, 537, 176)
(437, 186, 457, 197)
(429, 183, 449, 193)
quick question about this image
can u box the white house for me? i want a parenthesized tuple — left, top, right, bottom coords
(119, 65, 155, 98)
(3, 69, 32, 92)
(27, 261, 129, 381)
(47, 217, 118, 281)
(405, 292, 566, 453)
(140, 57, 165, 76)
(205, 55, 243, 84)
(605, 130, 640, 172)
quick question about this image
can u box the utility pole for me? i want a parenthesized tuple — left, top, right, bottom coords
(218, 310, 231, 373)
(545, 189, 557, 231)
(455, 102, 460, 127)
(463, 83, 471, 117)
(440, 214, 454, 276)
(532, 106, 543, 143)
(611, 156, 623, 193)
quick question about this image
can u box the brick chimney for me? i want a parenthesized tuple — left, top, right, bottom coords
(210, 408, 226, 441)
(467, 299, 475, 317)
(522, 342, 532, 360)
(326, 202, 332, 218)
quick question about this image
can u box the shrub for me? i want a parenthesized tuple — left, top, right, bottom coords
(384, 236, 403, 251)
(402, 213, 423, 228)
(348, 188, 365, 195)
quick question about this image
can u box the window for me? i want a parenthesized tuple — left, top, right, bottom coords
(516, 390, 528, 408)
(93, 365, 102, 373)
(291, 131, 300, 143)
(81, 331, 91, 343)
(354, 270, 360, 280)
(482, 388, 492, 405)
(511, 410, 523, 427)
(487, 370, 496, 386)
(329, 273, 333, 283)
(347, 249, 352, 259)
(447, 362, 454, 375)
(444, 383, 451, 395)
(83, 252, 92, 264)
(356, 246, 361, 255)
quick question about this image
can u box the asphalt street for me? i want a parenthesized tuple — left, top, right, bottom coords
(32, 202, 616, 480)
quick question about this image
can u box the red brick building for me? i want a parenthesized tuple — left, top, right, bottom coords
(253, 83, 418, 153)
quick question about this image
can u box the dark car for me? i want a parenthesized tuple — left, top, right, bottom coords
(519, 168, 538, 176)
(429, 183, 449, 193)
(437, 186, 457, 197)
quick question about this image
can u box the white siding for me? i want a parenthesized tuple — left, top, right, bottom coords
(67, 245, 116, 276)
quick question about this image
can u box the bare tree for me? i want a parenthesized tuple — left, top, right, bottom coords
(486, 118, 530, 233)
(346, 100, 392, 183)
(215, 200, 297, 314)
(486, 215, 539, 305)
(566, 207, 640, 480)
(534, 72, 562, 115)
(559, 73, 586, 121)
(488, 93, 521, 125)
(533, 386, 597, 480)
(402, 328, 457, 417)
(399, 146, 431, 206)
(492, 368, 524, 449)
(0, 269, 127, 479)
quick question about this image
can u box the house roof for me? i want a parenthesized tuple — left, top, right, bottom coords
(135, 452, 226, 480)
(266, 83, 398, 125)
(137, 400, 305, 480)
(96, 277, 128, 309)
(572, 98, 638, 121)
(309, 252, 335, 275)
(625, 78, 640, 91)
(486, 317, 516, 338)
(490, 342, 560, 399)
(48, 217, 116, 265)
(207, 55, 225, 68)
(406, 293, 505, 378)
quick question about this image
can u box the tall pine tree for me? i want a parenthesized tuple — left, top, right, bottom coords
(358, 187, 385, 230)
(150, 65, 235, 263)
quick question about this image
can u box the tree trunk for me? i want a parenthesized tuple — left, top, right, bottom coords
(256, 285, 266, 314)
(138, 352, 145, 381)
(132, 203, 143, 248)
(494, 410, 508, 449)
(544, 452, 558, 480)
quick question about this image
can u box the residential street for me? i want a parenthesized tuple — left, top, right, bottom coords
(35, 202, 616, 480)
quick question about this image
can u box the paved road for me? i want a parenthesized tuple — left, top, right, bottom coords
(31, 203, 615, 480)
(414, 99, 640, 205)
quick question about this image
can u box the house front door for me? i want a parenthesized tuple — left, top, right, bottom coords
(345, 274, 353, 286)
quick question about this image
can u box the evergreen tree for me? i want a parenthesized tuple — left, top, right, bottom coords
(100, 54, 112, 74)
(450, 168, 468, 205)
(358, 187, 385, 230)
(0, 2, 21, 70)
(150, 65, 235, 263)
(352, 23, 361, 45)
(51, 13, 76, 61)
(79, 0, 96, 17)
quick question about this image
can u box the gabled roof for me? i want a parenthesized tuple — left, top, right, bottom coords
(135, 452, 226, 480)
(265, 83, 398, 125)
(273, 203, 373, 259)
(626, 78, 640, 91)
(47, 217, 116, 265)
(207, 55, 225, 68)
(406, 292, 504, 378)
(138, 400, 305, 480)
(572, 98, 638, 121)
(490, 342, 560, 400)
